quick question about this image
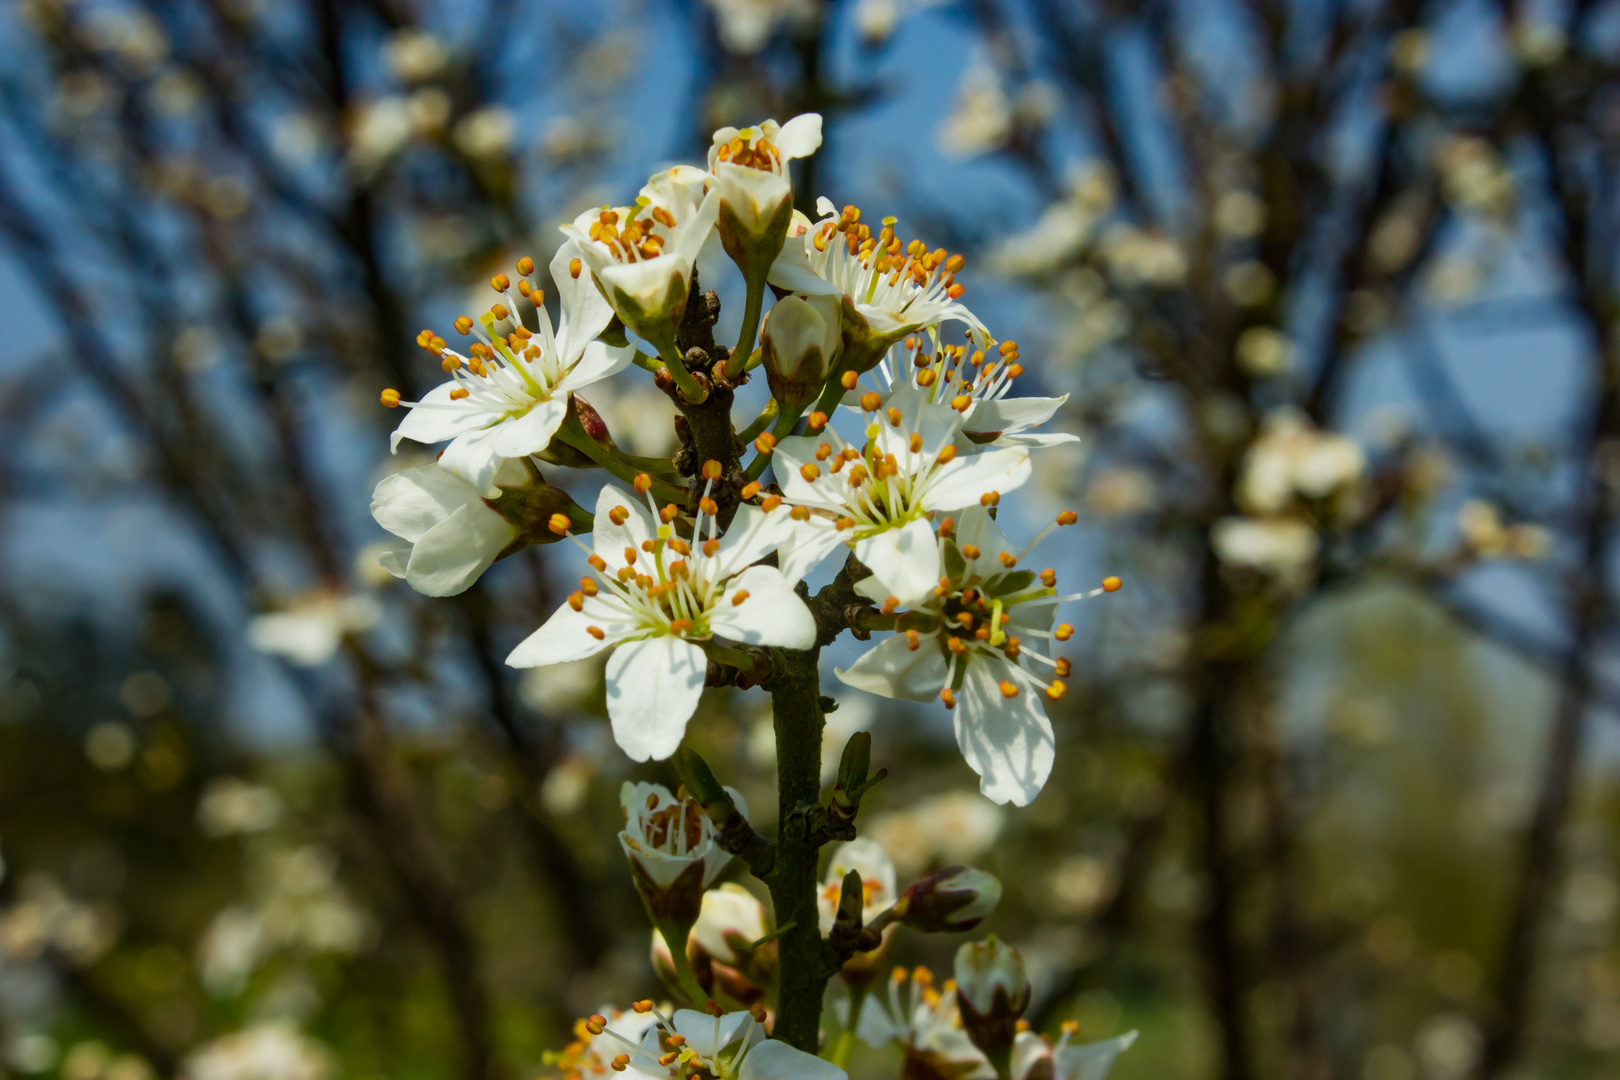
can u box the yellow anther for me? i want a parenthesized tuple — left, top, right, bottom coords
(1041, 568, 1057, 587)
(800, 463, 821, 482)
(701, 459, 723, 480)
(609, 506, 629, 526)
(999, 681, 1019, 698)
(634, 474, 652, 493)
(731, 590, 750, 606)
(754, 432, 776, 454)
(940, 688, 956, 709)
(740, 481, 763, 500)
(762, 495, 784, 513)
(491, 274, 511, 292)
(980, 491, 1000, 507)
(1055, 623, 1074, 641)
(936, 444, 957, 464)
(906, 629, 920, 651)
(1046, 680, 1067, 701)
(887, 406, 902, 427)
(380, 388, 401, 407)
(1057, 510, 1079, 525)
(807, 411, 828, 430)
(999, 552, 1017, 568)
(586, 626, 605, 641)
(1103, 576, 1123, 592)
(841, 371, 860, 390)
(569, 258, 583, 279)
(962, 544, 981, 560)
(860, 392, 882, 412)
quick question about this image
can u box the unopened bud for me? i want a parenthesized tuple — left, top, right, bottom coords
(761, 293, 842, 409)
(954, 936, 1030, 1069)
(900, 866, 1001, 932)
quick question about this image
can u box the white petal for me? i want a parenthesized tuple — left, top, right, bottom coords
(951, 506, 1019, 567)
(919, 447, 1032, 513)
(481, 399, 568, 458)
(739, 1039, 846, 1080)
(390, 381, 497, 452)
(673, 184, 721, 265)
(853, 518, 941, 606)
(551, 238, 615, 361)
(856, 995, 903, 1049)
(955, 658, 1054, 806)
(834, 633, 948, 702)
(968, 394, 1066, 435)
(405, 502, 517, 596)
(768, 236, 840, 296)
(592, 484, 655, 561)
(377, 542, 411, 578)
(993, 431, 1081, 448)
(775, 113, 823, 160)
(670, 1011, 756, 1060)
(772, 439, 851, 512)
(709, 503, 794, 580)
(710, 566, 815, 648)
(505, 595, 631, 666)
(558, 340, 636, 391)
(599, 256, 685, 309)
(618, 835, 703, 889)
(436, 428, 507, 495)
(775, 516, 847, 586)
(371, 464, 480, 542)
(1054, 1032, 1138, 1080)
(605, 635, 706, 761)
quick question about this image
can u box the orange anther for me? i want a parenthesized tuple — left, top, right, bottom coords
(937, 444, 957, 464)
(754, 433, 776, 454)
(807, 411, 828, 430)
(860, 392, 882, 412)
(609, 506, 629, 526)
(906, 629, 921, 651)
(702, 459, 723, 480)
(841, 371, 860, 390)
(491, 274, 511, 292)
(568, 591, 584, 612)
(1057, 510, 1079, 525)
(940, 688, 957, 709)
(999, 681, 1019, 698)
(740, 481, 763, 500)
(569, 258, 583, 279)
(962, 544, 981, 560)
(731, 590, 751, 606)
(668, 619, 694, 635)
(586, 626, 605, 641)
(1055, 623, 1074, 640)
(1103, 576, 1123, 593)
(380, 388, 401, 407)
(634, 474, 652, 493)
(1046, 680, 1067, 700)
(761, 495, 783, 513)
(800, 463, 821, 482)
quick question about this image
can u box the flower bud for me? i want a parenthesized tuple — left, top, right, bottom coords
(708, 116, 822, 285)
(487, 480, 591, 546)
(899, 866, 1001, 932)
(619, 782, 746, 929)
(762, 293, 842, 408)
(954, 936, 1030, 1071)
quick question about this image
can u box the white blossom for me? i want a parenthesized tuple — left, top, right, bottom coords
(370, 460, 523, 597)
(858, 333, 1078, 450)
(567, 1007, 844, 1080)
(834, 508, 1105, 805)
(387, 243, 634, 494)
(246, 592, 380, 667)
(181, 1024, 330, 1080)
(1010, 1030, 1137, 1080)
(708, 115, 822, 248)
(702, 0, 818, 54)
(770, 199, 989, 346)
(561, 167, 720, 346)
(772, 389, 1031, 604)
(854, 967, 994, 1078)
(619, 781, 744, 893)
(506, 483, 811, 761)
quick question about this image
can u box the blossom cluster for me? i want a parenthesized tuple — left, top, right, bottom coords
(372, 112, 1118, 807)
(366, 110, 1134, 1076)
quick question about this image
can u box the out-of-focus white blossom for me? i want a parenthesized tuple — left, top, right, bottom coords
(1099, 225, 1186, 288)
(246, 592, 380, 667)
(1237, 409, 1364, 515)
(938, 62, 1011, 159)
(454, 107, 515, 160)
(702, 0, 818, 54)
(1211, 516, 1319, 577)
(384, 30, 449, 83)
(864, 791, 1005, 878)
(181, 1023, 331, 1080)
(0, 875, 121, 966)
(347, 96, 413, 175)
(197, 779, 284, 838)
(1234, 327, 1294, 378)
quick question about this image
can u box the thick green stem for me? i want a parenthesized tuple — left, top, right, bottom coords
(764, 646, 834, 1052)
(556, 414, 685, 502)
(727, 278, 766, 380)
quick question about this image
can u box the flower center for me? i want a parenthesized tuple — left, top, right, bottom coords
(715, 130, 781, 173)
(586, 201, 679, 265)
(641, 797, 709, 853)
